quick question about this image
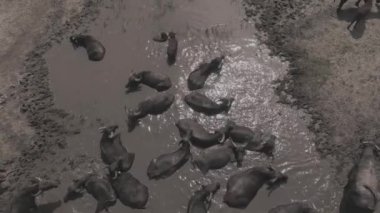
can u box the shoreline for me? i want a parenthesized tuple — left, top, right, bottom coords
(243, 0, 380, 183)
(0, 0, 102, 210)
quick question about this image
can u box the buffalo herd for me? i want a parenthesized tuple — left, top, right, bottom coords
(9, 3, 380, 212)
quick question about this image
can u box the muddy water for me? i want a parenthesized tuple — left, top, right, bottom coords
(43, 0, 339, 212)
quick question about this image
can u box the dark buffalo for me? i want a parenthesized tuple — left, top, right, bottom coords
(64, 173, 116, 213)
(147, 134, 191, 179)
(99, 125, 135, 172)
(224, 166, 288, 209)
(70, 35, 105, 61)
(126, 92, 175, 132)
(184, 92, 234, 116)
(153, 32, 168, 42)
(336, 0, 362, 12)
(10, 177, 59, 213)
(187, 182, 221, 213)
(187, 56, 225, 90)
(175, 118, 226, 148)
(347, 0, 373, 31)
(125, 71, 172, 93)
(225, 121, 276, 158)
(167, 32, 178, 65)
(192, 141, 245, 174)
(268, 202, 316, 213)
(109, 161, 149, 209)
(339, 142, 379, 213)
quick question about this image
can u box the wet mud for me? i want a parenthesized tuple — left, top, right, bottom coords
(243, 0, 380, 188)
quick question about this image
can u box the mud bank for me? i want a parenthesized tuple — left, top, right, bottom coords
(0, 0, 102, 211)
(243, 0, 380, 180)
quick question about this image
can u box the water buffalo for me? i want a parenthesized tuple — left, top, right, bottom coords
(167, 32, 178, 65)
(187, 182, 221, 213)
(339, 142, 379, 213)
(336, 0, 363, 11)
(10, 177, 59, 213)
(184, 92, 234, 116)
(126, 92, 175, 132)
(225, 121, 276, 158)
(192, 141, 245, 174)
(109, 161, 149, 209)
(224, 166, 288, 209)
(268, 202, 315, 213)
(347, 0, 373, 31)
(125, 71, 172, 93)
(99, 125, 135, 172)
(153, 32, 168, 42)
(175, 118, 226, 148)
(147, 134, 191, 179)
(64, 173, 116, 213)
(187, 56, 225, 90)
(70, 35, 105, 61)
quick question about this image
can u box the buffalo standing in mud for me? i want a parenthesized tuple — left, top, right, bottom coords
(187, 56, 225, 90)
(10, 177, 59, 213)
(125, 70, 172, 93)
(147, 133, 191, 180)
(339, 142, 379, 213)
(70, 35, 106, 61)
(224, 166, 288, 209)
(175, 118, 226, 148)
(187, 183, 220, 213)
(268, 202, 316, 213)
(184, 92, 234, 116)
(167, 32, 178, 65)
(99, 125, 135, 172)
(109, 161, 149, 209)
(64, 173, 116, 213)
(192, 141, 245, 174)
(225, 121, 276, 158)
(126, 92, 175, 132)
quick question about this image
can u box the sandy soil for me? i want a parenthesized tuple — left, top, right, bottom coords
(243, 0, 380, 182)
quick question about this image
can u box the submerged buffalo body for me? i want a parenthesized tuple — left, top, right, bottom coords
(110, 171, 149, 209)
(70, 35, 106, 61)
(127, 93, 175, 131)
(187, 56, 225, 90)
(192, 141, 245, 174)
(184, 92, 234, 116)
(64, 174, 116, 213)
(187, 183, 221, 213)
(225, 121, 276, 157)
(10, 178, 59, 213)
(175, 119, 225, 148)
(167, 32, 178, 65)
(339, 142, 379, 213)
(98, 125, 135, 172)
(224, 166, 288, 209)
(125, 71, 172, 93)
(268, 202, 315, 213)
(147, 139, 191, 179)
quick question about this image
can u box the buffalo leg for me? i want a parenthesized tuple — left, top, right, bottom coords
(337, 0, 348, 11)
